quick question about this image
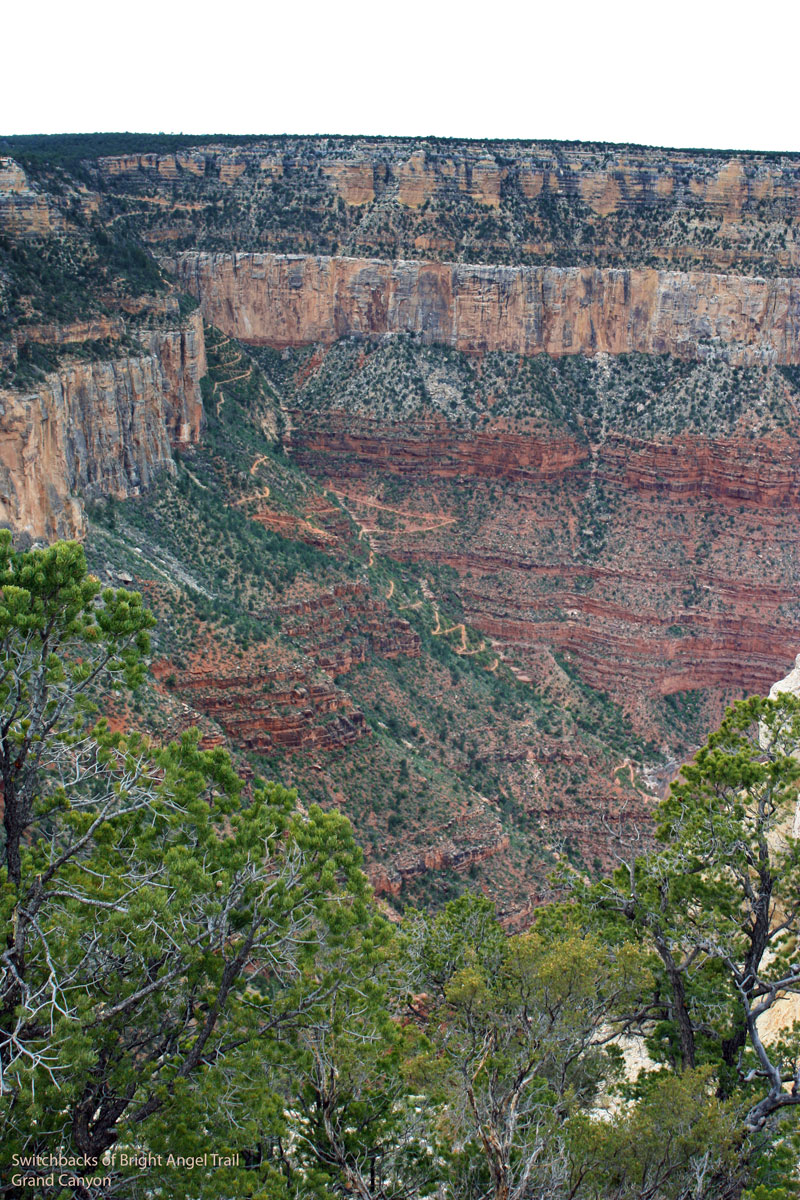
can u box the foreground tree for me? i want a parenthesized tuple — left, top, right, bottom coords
(578, 692, 800, 1190)
(400, 893, 652, 1200)
(4, 535, 798, 1198)
(269, 948, 439, 1199)
(0, 538, 372, 1199)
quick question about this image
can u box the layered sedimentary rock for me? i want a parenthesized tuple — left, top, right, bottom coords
(153, 582, 420, 753)
(371, 805, 510, 897)
(173, 252, 800, 367)
(169, 245, 800, 722)
(92, 139, 800, 273)
(96, 141, 800, 221)
(170, 663, 368, 753)
(0, 157, 61, 237)
(0, 312, 206, 540)
(4, 134, 800, 754)
(11, 316, 125, 349)
(292, 418, 800, 714)
(136, 312, 207, 447)
(281, 334, 800, 731)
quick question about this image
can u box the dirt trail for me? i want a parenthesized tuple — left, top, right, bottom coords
(331, 490, 456, 534)
(431, 607, 485, 656)
(386, 580, 395, 600)
(183, 467, 208, 491)
(212, 366, 247, 396)
(250, 454, 270, 476)
(399, 519, 457, 534)
(307, 503, 340, 516)
(230, 488, 270, 507)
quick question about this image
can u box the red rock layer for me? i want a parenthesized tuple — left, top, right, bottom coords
(288, 415, 800, 719)
(158, 583, 420, 754)
(370, 807, 509, 896)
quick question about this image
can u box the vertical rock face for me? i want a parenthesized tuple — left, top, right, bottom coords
(0, 158, 61, 237)
(173, 252, 800, 367)
(136, 310, 207, 448)
(89, 138, 800, 273)
(0, 313, 207, 541)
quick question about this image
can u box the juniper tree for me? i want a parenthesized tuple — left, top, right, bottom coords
(400, 893, 650, 1200)
(579, 692, 800, 1189)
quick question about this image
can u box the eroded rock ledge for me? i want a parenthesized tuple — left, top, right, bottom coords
(0, 311, 206, 541)
(173, 251, 800, 366)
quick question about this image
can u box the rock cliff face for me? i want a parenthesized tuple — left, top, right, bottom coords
(0, 311, 206, 540)
(277, 338, 800, 735)
(90, 138, 800, 274)
(4, 135, 800, 902)
(289, 413, 800, 721)
(173, 252, 800, 367)
(0, 157, 62, 237)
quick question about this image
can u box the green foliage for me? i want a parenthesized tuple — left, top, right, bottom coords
(0, 132, 279, 172)
(0, 538, 376, 1199)
(567, 1068, 742, 1199)
(401, 894, 650, 1200)
(3, 537, 799, 1198)
(573, 691, 800, 1185)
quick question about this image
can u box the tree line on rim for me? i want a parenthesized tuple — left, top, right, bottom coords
(1, 535, 799, 1199)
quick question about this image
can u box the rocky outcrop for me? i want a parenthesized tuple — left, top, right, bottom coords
(0, 158, 62, 237)
(12, 316, 126, 349)
(289, 412, 588, 481)
(290, 414, 800, 504)
(265, 581, 421, 661)
(0, 312, 206, 540)
(154, 582, 420, 754)
(173, 252, 800, 367)
(288, 406, 800, 724)
(93, 139, 800, 273)
(95, 141, 800, 220)
(172, 663, 367, 753)
(370, 805, 509, 896)
(136, 311, 207, 448)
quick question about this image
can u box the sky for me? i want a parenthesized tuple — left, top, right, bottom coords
(3, 0, 798, 153)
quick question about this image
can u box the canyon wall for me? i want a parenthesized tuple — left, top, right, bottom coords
(0, 157, 63, 237)
(278, 333, 800, 732)
(173, 252, 800, 366)
(90, 139, 800, 274)
(289, 410, 800, 713)
(0, 311, 206, 540)
(96, 141, 800, 224)
(4, 136, 800, 750)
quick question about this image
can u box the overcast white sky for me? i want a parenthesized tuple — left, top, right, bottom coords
(3, 0, 797, 152)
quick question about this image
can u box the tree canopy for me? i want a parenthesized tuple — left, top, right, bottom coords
(1, 537, 799, 1199)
